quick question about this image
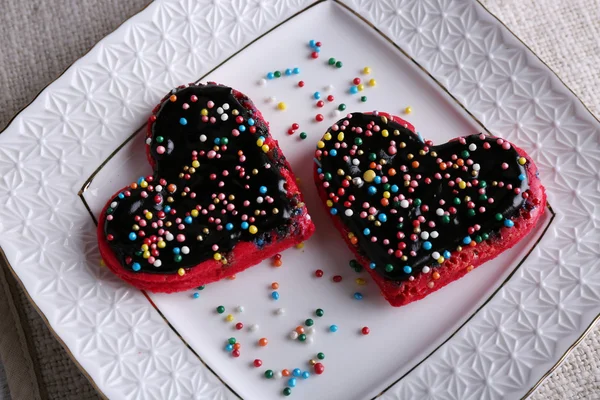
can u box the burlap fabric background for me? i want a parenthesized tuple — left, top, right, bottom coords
(0, 0, 598, 399)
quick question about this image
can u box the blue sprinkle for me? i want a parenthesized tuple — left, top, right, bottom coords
(241, 222, 249, 229)
(422, 241, 432, 250)
(288, 378, 297, 387)
(239, 125, 246, 132)
(314, 47, 320, 53)
(463, 236, 472, 245)
(391, 185, 399, 193)
(317, 168, 323, 173)
(285, 68, 293, 76)
(504, 219, 515, 228)
(329, 149, 337, 156)
(292, 67, 300, 74)
(518, 174, 526, 181)
(137, 177, 145, 184)
(417, 131, 425, 143)
(363, 228, 370, 236)
(293, 369, 302, 377)
(330, 208, 338, 215)
(368, 186, 377, 195)
(179, 117, 187, 125)
(266, 72, 275, 79)
(354, 292, 363, 300)
(403, 265, 412, 274)
(132, 262, 141, 272)
(214, 137, 221, 145)
(225, 223, 234, 231)
(193, 292, 200, 299)
(374, 176, 382, 184)
(173, 247, 181, 255)
(329, 325, 338, 332)
(118, 193, 125, 199)
(258, 136, 265, 142)
(443, 250, 451, 259)
(302, 371, 310, 379)
(349, 86, 358, 94)
(271, 291, 280, 300)
(247, 118, 255, 126)
(128, 232, 137, 241)
(369, 263, 376, 269)
(378, 213, 387, 222)
(309, 39, 316, 47)
(259, 186, 268, 194)
(225, 344, 233, 352)
(257, 239, 264, 246)
(184, 216, 193, 224)
(164, 205, 171, 213)
(313, 92, 321, 99)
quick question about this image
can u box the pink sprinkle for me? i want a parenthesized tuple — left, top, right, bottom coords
(107, 215, 113, 221)
(182, 103, 190, 110)
(208, 150, 216, 158)
(139, 220, 147, 227)
(156, 146, 166, 154)
(370, 237, 377, 242)
(202, 116, 208, 122)
(488, 198, 495, 204)
(232, 129, 240, 136)
(140, 191, 148, 198)
(178, 224, 185, 230)
(176, 234, 185, 242)
(502, 142, 511, 150)
(483, 142, 491, 149)
(210, 117, 216, 123)
(388, 146, 397, 155)
(501, 162, 509, 169)
(479, 207, 486, 213)
(207, 101, 214, 108)
(496, 139, 504, 145)
(190, 95, 198, 102)
(459, 137, 466, 144)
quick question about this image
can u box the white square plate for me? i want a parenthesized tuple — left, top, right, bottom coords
(1, 1, 598, 399)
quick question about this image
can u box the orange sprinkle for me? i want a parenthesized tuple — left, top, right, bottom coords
(233, 343, 241, 350)
(295, 326, 305, 334)
(369, 162, 377, 169)
(258, 338, 268, 347)
(469, 241, 477, 247)
(467, 265, 474, 272)
(432, 272, 440, 280)
(380, 198, 389, 206)
(411, 161, 420, 169)
(271, 282, 279, 290)
(167, 184, 177, 193)
(227, 275, 236, 280)
(282, 369, 291, 377)
(439, 163, 447, 171)
(350, 236, 358, 245)
(273, 259, 283, 267)
(457, 159, 464, 166)
(169, 95, 177, 102)
(388, 168, 396, 176)
(130, 182, 138, 189)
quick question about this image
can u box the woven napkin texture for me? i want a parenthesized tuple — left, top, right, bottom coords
(0, 0, 598, 399)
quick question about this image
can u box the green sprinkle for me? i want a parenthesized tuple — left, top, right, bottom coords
(317, 352, 325, 360)
(274, 71, 281, 78)
(328, 57, 336, 65)
(383, 183, 391, 191)
(467, 209, 476, 217)
(156, 136, 164, 143)
(461, 150, 470, 158)
(453, 197, 461, 205)
(324, 172, 332, 181)
(479, 194, 488, 201)
(174, 254, 182, 262)
(315, 308, 324, 317)
(198, 285, 205, 290)
(442, 215, 451, 224)
(298, 334, 307, 341)
(335, 61, 343, 68)
(482, 233, 490, 240)
(106, 208, 113, 214)
(221, 137, 229, 145)
(480, 181, 487, 188)
(413, 198, 422, 206)
(228, 337, 236, 344)
(300, 132, 307, 140)
(475, 235, 483, 243)
(385, 264, 394, 272)
(283, 387, 292, 396)
(305, 318, 314, 326)
(360, 96, 367, 102)
(349, 259, 359, 269)
(338, 103, 347, 111)
(368, 153, 377, 161)
(495, 213, 503, 221)
(354, 137, 362, 145)
(216, 305, 225, 314)
(265, 370, 274, 379)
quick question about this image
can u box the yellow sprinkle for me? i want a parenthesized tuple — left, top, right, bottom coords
(214, 253, 222, 261)
(256, 138, 264, 146)
(357, 84, 364, 91)
(337, 169, 345, 176)
(363, 170, 376, 182)
(381, 129, 389, 137)
(158, 241, 166, 249)
(296, 242, 305, 249)
(368, 78, 376, 87)
(262, 144, 270, 153)
(249, 225, 258, 234)
(518, 157, 527, 165)
(337, 132, 344, 141)
(201, 108, 208, 116)
(145, 212, 153, 220)
(140, 180, 148, 188)
(192, 160, 200, 168)
(317, 141, 325, 149)
(178, 268, 185, 276)
(226, 314, 234, 322)
(326, 200, 333, 207)
(383, 191, 390, 199)
(404, 106, 412, 114)
(143, 251, 150, 259)
(100, 259, 105, 267)
(458, 181, 467, 189)
(356, 278, 367, 285)
(347, 232, 354, 238)
(363, 66, 371, 74)
(277, 102, 287, 110)
(191, 209, 199, 217)
(141, 244, 149, 251)
(324, 133, 332, 141)
(437, 257, 445, 264)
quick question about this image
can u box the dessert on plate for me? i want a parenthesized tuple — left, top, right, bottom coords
(314, 111, 546, 306)
(98, 83, 315, 292)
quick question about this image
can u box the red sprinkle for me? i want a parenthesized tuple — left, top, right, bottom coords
(316, 100, 325, 108)
(315, 269, 324, 277)
(327, 95, 334, 102)
(311, 51, 319, 59)
(298, 81, 305, 87)
(274, 254, 282, 260)
(253, 359, 263, 368)
(235, 322, 244, 330)
(361, 327, 370, 335)
(315, 114, 324, 122)
(333, 275, 342, 283)
(353, 77, 361, 85)
(232, 350, 240, 357)
(315, 41, 322, 47)
(314, 363, 325, 374)
(288, 128, 296, 135)
(292, 123, 300, 130)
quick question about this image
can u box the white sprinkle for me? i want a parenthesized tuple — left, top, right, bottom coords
(110, 201, 118, 208)
(155, 185, 163, 192)
(420, 231, 429, 240)
(222, 103, 230, 110)
(165, 233, 174, 241)
(275, 371, 283, 379)
(256, 197, 264, 204)
(275, 308, 285, 315)
(267, 96, 276, 103)
(306, 335, 314, 344)
(236, 306, 244, 313)
(306, 327, 316, 335)
(430, 231, 439, 239)
(473, 163, 481, 171)
(217, 107, 224, 114)
(221, 113, 228, 121)
(352, 158, 360, 166)
(431, 252, 440, 260)
(258, 78, 267, 86)
(352, 177, 364, 187)
(153, 260, 162, 267)
(422, 266, 430, 273)
(331, 109, 341, 118)
(436, 208, 444, 216)
(200, 134, 207, 142)
(325, 84, 334, 91)
(145, 138, 152, 145)
(345, 209, 354, 217)
(249, 324, 259, 332)
(289, 331, 299, 340)
(400, 200, 410, 208)
(469, 143, 477, 151)
(181, 246, 190, 254)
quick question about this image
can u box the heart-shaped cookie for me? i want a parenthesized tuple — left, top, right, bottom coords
(314, 112, 545, 306)
(98, 83, 314, 292)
